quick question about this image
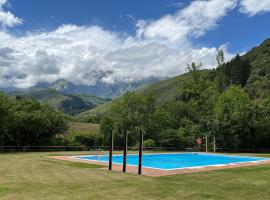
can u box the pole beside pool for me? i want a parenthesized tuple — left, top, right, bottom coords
(213, 137, 216, 153)
(205, 137, 208, 153)
(109, 130, 113, 170)
(138, 128, 143, 175)
(123, 130, 128, 172)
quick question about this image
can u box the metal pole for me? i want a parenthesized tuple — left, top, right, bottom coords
(138, 128, 143, 175)
(123, 130, 128, 173)
(213, 137, 216, 153)
(109, 130, 113, 170)
(205, 137, 208, 153)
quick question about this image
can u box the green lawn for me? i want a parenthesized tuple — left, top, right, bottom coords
(0, 152, 270, 200)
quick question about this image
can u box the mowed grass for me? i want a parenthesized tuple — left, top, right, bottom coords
(0, 152, 270, 200)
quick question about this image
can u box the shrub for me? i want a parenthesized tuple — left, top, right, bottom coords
(143, 139, 155, 147)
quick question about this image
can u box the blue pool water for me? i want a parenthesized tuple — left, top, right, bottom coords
(74, 153, 269, 170)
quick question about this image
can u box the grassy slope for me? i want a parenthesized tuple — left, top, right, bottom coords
(67, 122, 100, 134)
(138, 72, 189, 104)
(0, 152, 270, 199)
(75, 101, 113, 119)
(75, 93, 109, 106)
(63, 122, 100, 142)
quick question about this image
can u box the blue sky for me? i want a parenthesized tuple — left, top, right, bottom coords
(9, 0, 270, 53)
(10, 0, 189, 33)
(1, 0, 270, 88)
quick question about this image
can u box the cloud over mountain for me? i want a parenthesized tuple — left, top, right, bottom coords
(0, 0, 266, 89)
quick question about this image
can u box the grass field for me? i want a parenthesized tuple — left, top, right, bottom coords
(0, 152, 270, 200)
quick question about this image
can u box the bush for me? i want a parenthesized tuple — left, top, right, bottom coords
(75, 133, 103, 147)
(143, 139, 155, 147)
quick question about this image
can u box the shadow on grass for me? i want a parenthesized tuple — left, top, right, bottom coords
(42, 159, 103, 169)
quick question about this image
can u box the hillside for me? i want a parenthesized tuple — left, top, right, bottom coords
(79, 38, 270, 119)
(9, 89, 109, 115)
(76, 70, 215, 120)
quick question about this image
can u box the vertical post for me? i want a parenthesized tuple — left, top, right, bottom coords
(213, 137, 216, 153)
(138, 128, 143, 175)
(123, 130, 128, 173)
(109, 130, 113, 170)
(205, 137, 208, 153)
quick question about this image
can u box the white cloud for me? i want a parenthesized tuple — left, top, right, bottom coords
(0, 0, 22, 27)
(239, 0, 270, 16)
(138, 0, 237, 43)
(0, 0, 237, 89)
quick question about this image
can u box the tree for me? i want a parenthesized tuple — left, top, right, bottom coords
(0, 93, 10, 144)
(102, 91, 155, 146)
(186, 62, 202, 82)
(216, 49, 225, 67)
(158, 129, 182, 148)
(252, 100, 270, 148)
(2, 98, 68, 146)
(217, 54, 251, 90)
(214, 86, 254, 148)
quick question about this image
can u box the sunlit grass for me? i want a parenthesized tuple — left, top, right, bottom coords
(0, 151, 270, 199)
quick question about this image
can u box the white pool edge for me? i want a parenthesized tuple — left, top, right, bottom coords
(69, 153, 270, 171)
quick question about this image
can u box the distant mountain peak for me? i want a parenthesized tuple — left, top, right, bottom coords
(51, 79, 75, 91)
(31, 77, 165, 98)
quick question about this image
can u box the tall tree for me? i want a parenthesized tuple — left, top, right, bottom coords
(106, 92, 155, 146)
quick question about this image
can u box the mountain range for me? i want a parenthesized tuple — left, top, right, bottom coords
(9, 89, 109, 115)
(1, 75, 163, 115)
(1, 77, 164, 99)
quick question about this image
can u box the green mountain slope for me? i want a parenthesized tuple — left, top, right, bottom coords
(79, 38, 270, 120)
(243, 39, 270, 99)
(75, 72, 197, 121)
(9, 89, 109, 115)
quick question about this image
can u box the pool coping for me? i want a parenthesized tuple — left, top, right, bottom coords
(49, 153, 270, 177)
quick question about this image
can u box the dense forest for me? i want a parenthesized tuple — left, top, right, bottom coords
(1, 39, 270, 150)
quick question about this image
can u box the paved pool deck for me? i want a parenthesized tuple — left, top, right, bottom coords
(50, 154, 270, 177)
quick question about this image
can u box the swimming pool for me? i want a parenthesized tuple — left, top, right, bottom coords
(73, 153, 270, 170)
